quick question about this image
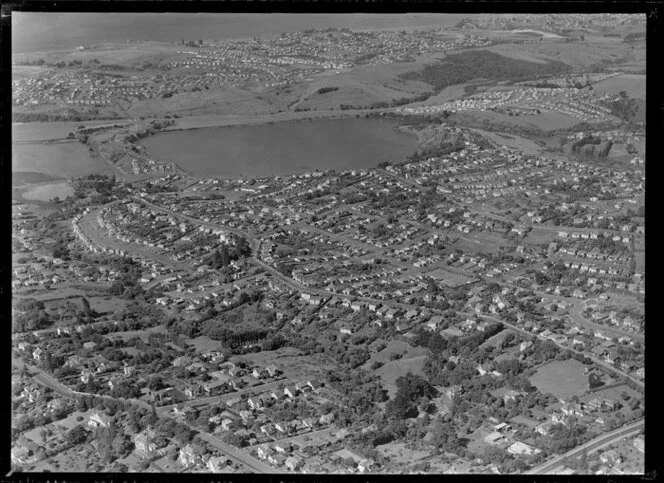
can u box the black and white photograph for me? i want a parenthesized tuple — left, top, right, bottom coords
(9, 7, 647, 476)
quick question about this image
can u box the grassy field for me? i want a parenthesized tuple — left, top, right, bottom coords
(128, 85, 280, 117)
(483, 41, 637, 68)
(233, 347, 336, 381)
(523, 228, 559, 245)
(529, 358, 589, 400)
(592, 73, 645, 100)
(376, 442, 430, 464)
(373, 355, 428, 399)
(364, 340, 429, 398)
(591, 384, 641, 402)
(13, 171, 62, 185)
(183, 335, 223, 353)
(424, 268, 474, 285)
(104, 324, 169, 343)
(452, 231, 511, 255)
(14, 41, 181, 69)
(20, 181, 74, 202)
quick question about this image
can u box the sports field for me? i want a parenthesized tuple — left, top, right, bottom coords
(529, 358, 589, 400)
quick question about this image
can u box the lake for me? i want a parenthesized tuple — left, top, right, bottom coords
(13, 142, 114, 178)
(12, 13, 467, 53)
(140, 118, 418, 178)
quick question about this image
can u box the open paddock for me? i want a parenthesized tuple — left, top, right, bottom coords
(592, 73, 645, 100)
(20, 182, 74, 202)
(372, 355, 428, 399)
(451, 231, 510, 255)
(104, 324, 169, 343)
(529, 358, 589, 400)
(183, 335, 222, 353)
(232, 347, 336, 380)
(376, 442, 431, 465)
(523, 228, 559, 245)
(590, 384, 642, 402)
(424, 268, 476, 287)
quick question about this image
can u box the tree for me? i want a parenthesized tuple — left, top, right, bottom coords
(66, 425, 89, 445)
(427, 333, 447, 354)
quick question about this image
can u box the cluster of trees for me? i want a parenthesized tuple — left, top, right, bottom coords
(386, 372, 438, 419)
(609, 92, 640, 121)
(401, 50, 571, 92)
(13, 112, 122, 123)
(326, 369, 388, 421)
(93, 422, 135, 463)
(326, 340, 371, 369)
(13, 299, 52, 333)
(546, 423, 589, 453)
(204, 237, 251, 269)
(71, 173, 117, 200)
(221, 328, 269, 349)
(316, 86, 339, 95)
(340, 91, 433, 111)
(430, 416, 470, 455)
(624, 32, 646, 42)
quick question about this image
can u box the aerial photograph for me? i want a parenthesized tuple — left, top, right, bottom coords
(10, 11, 645, 475)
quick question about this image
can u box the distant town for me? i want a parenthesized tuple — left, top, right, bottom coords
(11, 12, 645, 475)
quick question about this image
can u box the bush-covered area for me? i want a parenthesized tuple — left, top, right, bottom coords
(401, 50, 572, 92)
(316, 86, 339, 95)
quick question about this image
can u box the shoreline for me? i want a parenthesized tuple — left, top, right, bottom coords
(159, 108, 392, 133)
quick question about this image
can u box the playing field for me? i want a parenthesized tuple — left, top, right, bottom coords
(529, 358, 589, 400)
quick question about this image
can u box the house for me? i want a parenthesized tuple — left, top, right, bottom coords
(220, 418, 235, 431)
(274, 441, 292, 453)
(107, 375, 124, 390)
(301, 417, 318, 430)
(306, 378, 322, 390)
(88, 411, 111, 428)
(203, 380, 227, 397)
(260, 423, 275, 437)
(519, 340, 533, 352)
(134, 428, 160, 456)
(284, 386, 298, 398)
(285, 455, 304, 471)
(17, 341, 31, 352)
(535, 421, 554, 436)
(427, 315, 444, 331)
(319, 412, 335, 425)
(257, 445, 273, 460)
(32, 347, 43, 361)
(633, 436, 645, 454)
(247, 396, 265, 410)
(266, 364, 280, 378)
(268, 452, 287, 466)
(484, 432, 507, 445)
(178, 444, 198, 467)
(508, 441, 541, 456)
(207, 455, 228, 473)
(11, 445, 32, 466)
